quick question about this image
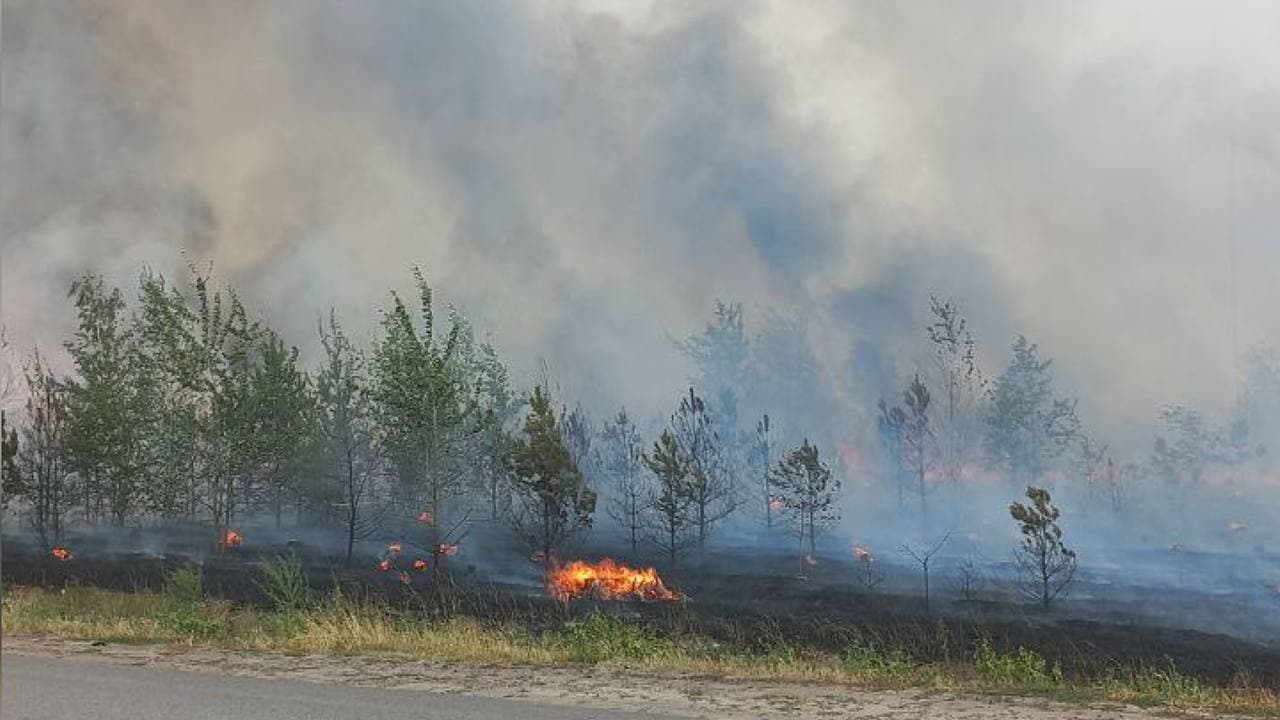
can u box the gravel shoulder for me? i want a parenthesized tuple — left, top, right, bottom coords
(0, 635, 1224, 719)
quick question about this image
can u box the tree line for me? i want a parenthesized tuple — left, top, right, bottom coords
(0, 267, 844, 569)
(2, 266, 1274, 583)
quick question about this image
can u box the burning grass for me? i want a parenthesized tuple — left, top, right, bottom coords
(546, 558, 682, 603)
(3, 583, 1278, 716)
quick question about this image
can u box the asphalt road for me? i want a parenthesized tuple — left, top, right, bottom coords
(1, 654, 674, 720)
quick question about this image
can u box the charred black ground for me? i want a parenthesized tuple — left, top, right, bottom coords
(6, 535, 1278, 693)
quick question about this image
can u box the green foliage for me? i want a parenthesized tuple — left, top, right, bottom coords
(771, 438, 839, 555)
(509, 385, 595, 563)
(15, 353, 74, 547)
(984, 335, 1080, 486)
(259, 553, 312, 611)
(160, 566, 224, 638)
(558, 612, 675, 663)
(163, 566, 206, 606)
(666, 388, 733, 549)
(159, 605, 225, 637)
(973, 638, 1062, 687)
(840, 644, 913, 677)
(134, 267, 265, 531)
(316, 311, 380, 560)
(601, 408, 647, 557)
(643, 428, 694, 565)
(0, 411, 19, 507)
(1010, 486, 1077, 607)
(63, 273, 148, 524)
(251, 330, 317, 526)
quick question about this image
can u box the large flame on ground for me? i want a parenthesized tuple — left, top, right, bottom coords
(547, 558, 683, 603)
(50, 546, 73, 561)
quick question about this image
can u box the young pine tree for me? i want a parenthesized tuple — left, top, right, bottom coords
(1010, 486, 1077, 608)
(669, 388, 735, 551)
(601, 408, 647, 559)
(508, 385, 596, 569)
(985, 336, 1080, 488)
(643, 429, 694, 567)
(771, 439, 840, 563)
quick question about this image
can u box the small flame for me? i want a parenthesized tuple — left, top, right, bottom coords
(377, 559, 392, 572)
(768, 497, 785, 512)
(386, 542, 402, 554)
(546, 558, 682, 603)
(50, 546, 73, 561)
(417, 512, 433, 525)
(221, 529, 242, 547)
(853, 545, 872, 562)
(413, 558, 428, 571)
(438, 542, 458, 557)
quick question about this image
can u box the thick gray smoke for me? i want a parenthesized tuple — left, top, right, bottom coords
(5, 0, 1280, 445)
(4, 2, 1280, 637)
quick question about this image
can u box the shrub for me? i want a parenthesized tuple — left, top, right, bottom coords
(841, 644, 913, 677)
(163, 566, 205, 606)
(973, 638, 1063, 687)
(159, 605, 224, 638)
(558, 612, 676, 663)
(259, 553, 312, 611)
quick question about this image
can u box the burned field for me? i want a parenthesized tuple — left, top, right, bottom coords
(6, 535, 1279, 695)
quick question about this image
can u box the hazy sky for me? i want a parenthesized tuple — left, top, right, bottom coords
(3, 1, 1278, 452)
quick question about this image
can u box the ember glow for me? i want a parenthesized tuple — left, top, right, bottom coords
(386, 542, 402, 554)
(546, 558, 683, 603)
(412, 558, 428, 571)
(50, 546, 73, 561)
(221, 529, 242, 547)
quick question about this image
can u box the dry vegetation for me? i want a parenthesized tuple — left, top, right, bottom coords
(4, 579, 1278, 717)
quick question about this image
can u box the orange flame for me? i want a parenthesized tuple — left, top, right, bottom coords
(221, 529, 242, 547)
(412, 558, 428, 572)
(377, 559, 392, 572)
(386, 542, 402, 554)
(546, 558, 682, 603)
(50, 546, 73, 561)
(853, 545, 872, 561)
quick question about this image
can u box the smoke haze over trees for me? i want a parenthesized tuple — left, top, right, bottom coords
(3, 1, 1280, 633)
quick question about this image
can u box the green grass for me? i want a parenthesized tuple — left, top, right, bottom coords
(3, 584, 1277, 716)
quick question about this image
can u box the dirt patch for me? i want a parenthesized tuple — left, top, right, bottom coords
(1, 635, 1224, 719)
